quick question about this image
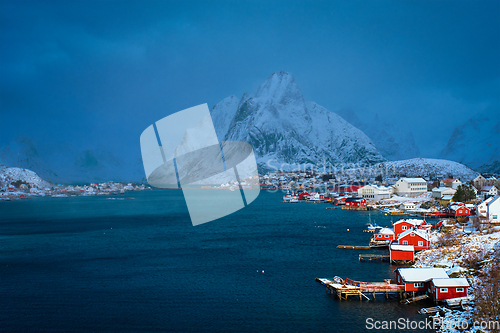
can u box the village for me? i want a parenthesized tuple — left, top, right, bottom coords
(0, 166, 151, 200)
(261, 171, 500, 331)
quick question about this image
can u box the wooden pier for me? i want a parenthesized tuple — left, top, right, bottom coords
(337, 245, 371, 249)
(359, 254, 390, 262)
(316, 277, 405, 301)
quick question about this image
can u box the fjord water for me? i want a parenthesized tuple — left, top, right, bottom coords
(1, 191, 432, 332)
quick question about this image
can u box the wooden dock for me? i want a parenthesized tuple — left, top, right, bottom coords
(359, 254, 390, 262)
(337, 245, 371, 249)
(316, 277, 405, 301)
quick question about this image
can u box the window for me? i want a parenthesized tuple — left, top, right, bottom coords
(457, 288, 464, 293)
(403, 241, 408, 245)
(402, 226, 407, 230)
(418, 241, 423, 246)
(440, 288, 448, 293)
(494, 215, 498, 219)
(384, 235, 389, 238)
(414, 282, 424, 288)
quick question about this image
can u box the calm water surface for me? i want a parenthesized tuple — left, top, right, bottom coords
(0, 190, 434, 332)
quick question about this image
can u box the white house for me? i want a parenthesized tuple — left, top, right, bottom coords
(394, 178, 427, 197)
(432, 187, 456, 199)
(358, 184, 393, 201)
(480, 186, 498, 198)
(440, 178, 462, 189)
(476, 195, 500, 223)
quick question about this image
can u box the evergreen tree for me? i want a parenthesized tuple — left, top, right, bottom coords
(452, 184, 477, 202)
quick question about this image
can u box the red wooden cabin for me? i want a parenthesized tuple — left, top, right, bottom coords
(429, 278, 469, 300)
(395, 267, 449, 293)
(389, 244, 414, 262)
(397, 228, 430, 251)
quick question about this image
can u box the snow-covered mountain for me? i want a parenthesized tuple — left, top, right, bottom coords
(440, 112, 500, 174)
(337, 110, 420, 161)
(0, 136, 145, 184)
(211, 72, 385, 171)
(339, 158, 478, 181)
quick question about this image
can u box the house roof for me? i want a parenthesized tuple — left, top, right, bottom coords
(394, 219, 426, 226)
(441, 178, 457, 183)
(398, 228, 430, 240)
(397, 267, 448, 282)
(441, 195, 454, 200)
(378, 227, 394, 235)
(481, 186, 496, 191)
(487, 195, 500, 207)
(431, 278, 469, 287)
(401, 177, 426, 183)
(390, 244, 414, 252)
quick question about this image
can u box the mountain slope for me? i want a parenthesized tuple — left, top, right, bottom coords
(212, 72, 385, 171)
(440, 112, 500, 173)
(337, 110, 420, 161)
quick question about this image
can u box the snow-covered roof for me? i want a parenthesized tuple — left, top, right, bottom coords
(390, 244, 414, 251)
(481, 185, 496, 191)
(394, 218, 426, 226)
(431, 278, 469, 287)
(378, 227, 394, 235)
(441, 195, 454, 200)
(401, 177, 426, 183)
(398, 228, 430, 240)
(397, 267, 449, 282)
(487, 195, 500, 207)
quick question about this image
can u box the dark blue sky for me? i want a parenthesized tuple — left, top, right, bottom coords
(1, 0, 499, 158)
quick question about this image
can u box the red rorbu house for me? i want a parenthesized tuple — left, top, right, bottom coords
(389, 244, 414, 263)
(344, 197, 367, 208)
(395, 267, 449, 295)
(372, 227, 395, 243)
(429, 278, 470, 301)
(393, 219, 427, 238)
(397, 228, 430, 251)
(447, 203, 471, 217)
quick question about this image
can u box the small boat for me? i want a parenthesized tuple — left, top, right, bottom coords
(366, 223, 383, 231)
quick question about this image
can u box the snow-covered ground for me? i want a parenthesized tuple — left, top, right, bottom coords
(0, 166, 52, 189)
(415, 228, 500, 332)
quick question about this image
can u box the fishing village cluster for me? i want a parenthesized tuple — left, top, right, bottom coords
(262, 170, 500, 330)
(0, 166, 151, 200)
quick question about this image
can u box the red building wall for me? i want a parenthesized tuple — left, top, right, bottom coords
(431, 286, 469, 300)
(390, 249, 414, 261)
(398, 233, 429, 251)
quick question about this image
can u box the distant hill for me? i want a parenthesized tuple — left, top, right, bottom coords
(340, 158, 478, 181)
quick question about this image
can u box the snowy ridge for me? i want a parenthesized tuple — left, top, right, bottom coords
(0, 165, 52, 189)
(382, 158, 479, 180)
(340, 158, 478, 181)
(212, 72, 385, 171)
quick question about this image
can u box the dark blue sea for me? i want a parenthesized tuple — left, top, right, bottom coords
(1, 190, 435, 332)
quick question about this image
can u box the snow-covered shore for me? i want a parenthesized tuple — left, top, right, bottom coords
(414, 227, 500, 332)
